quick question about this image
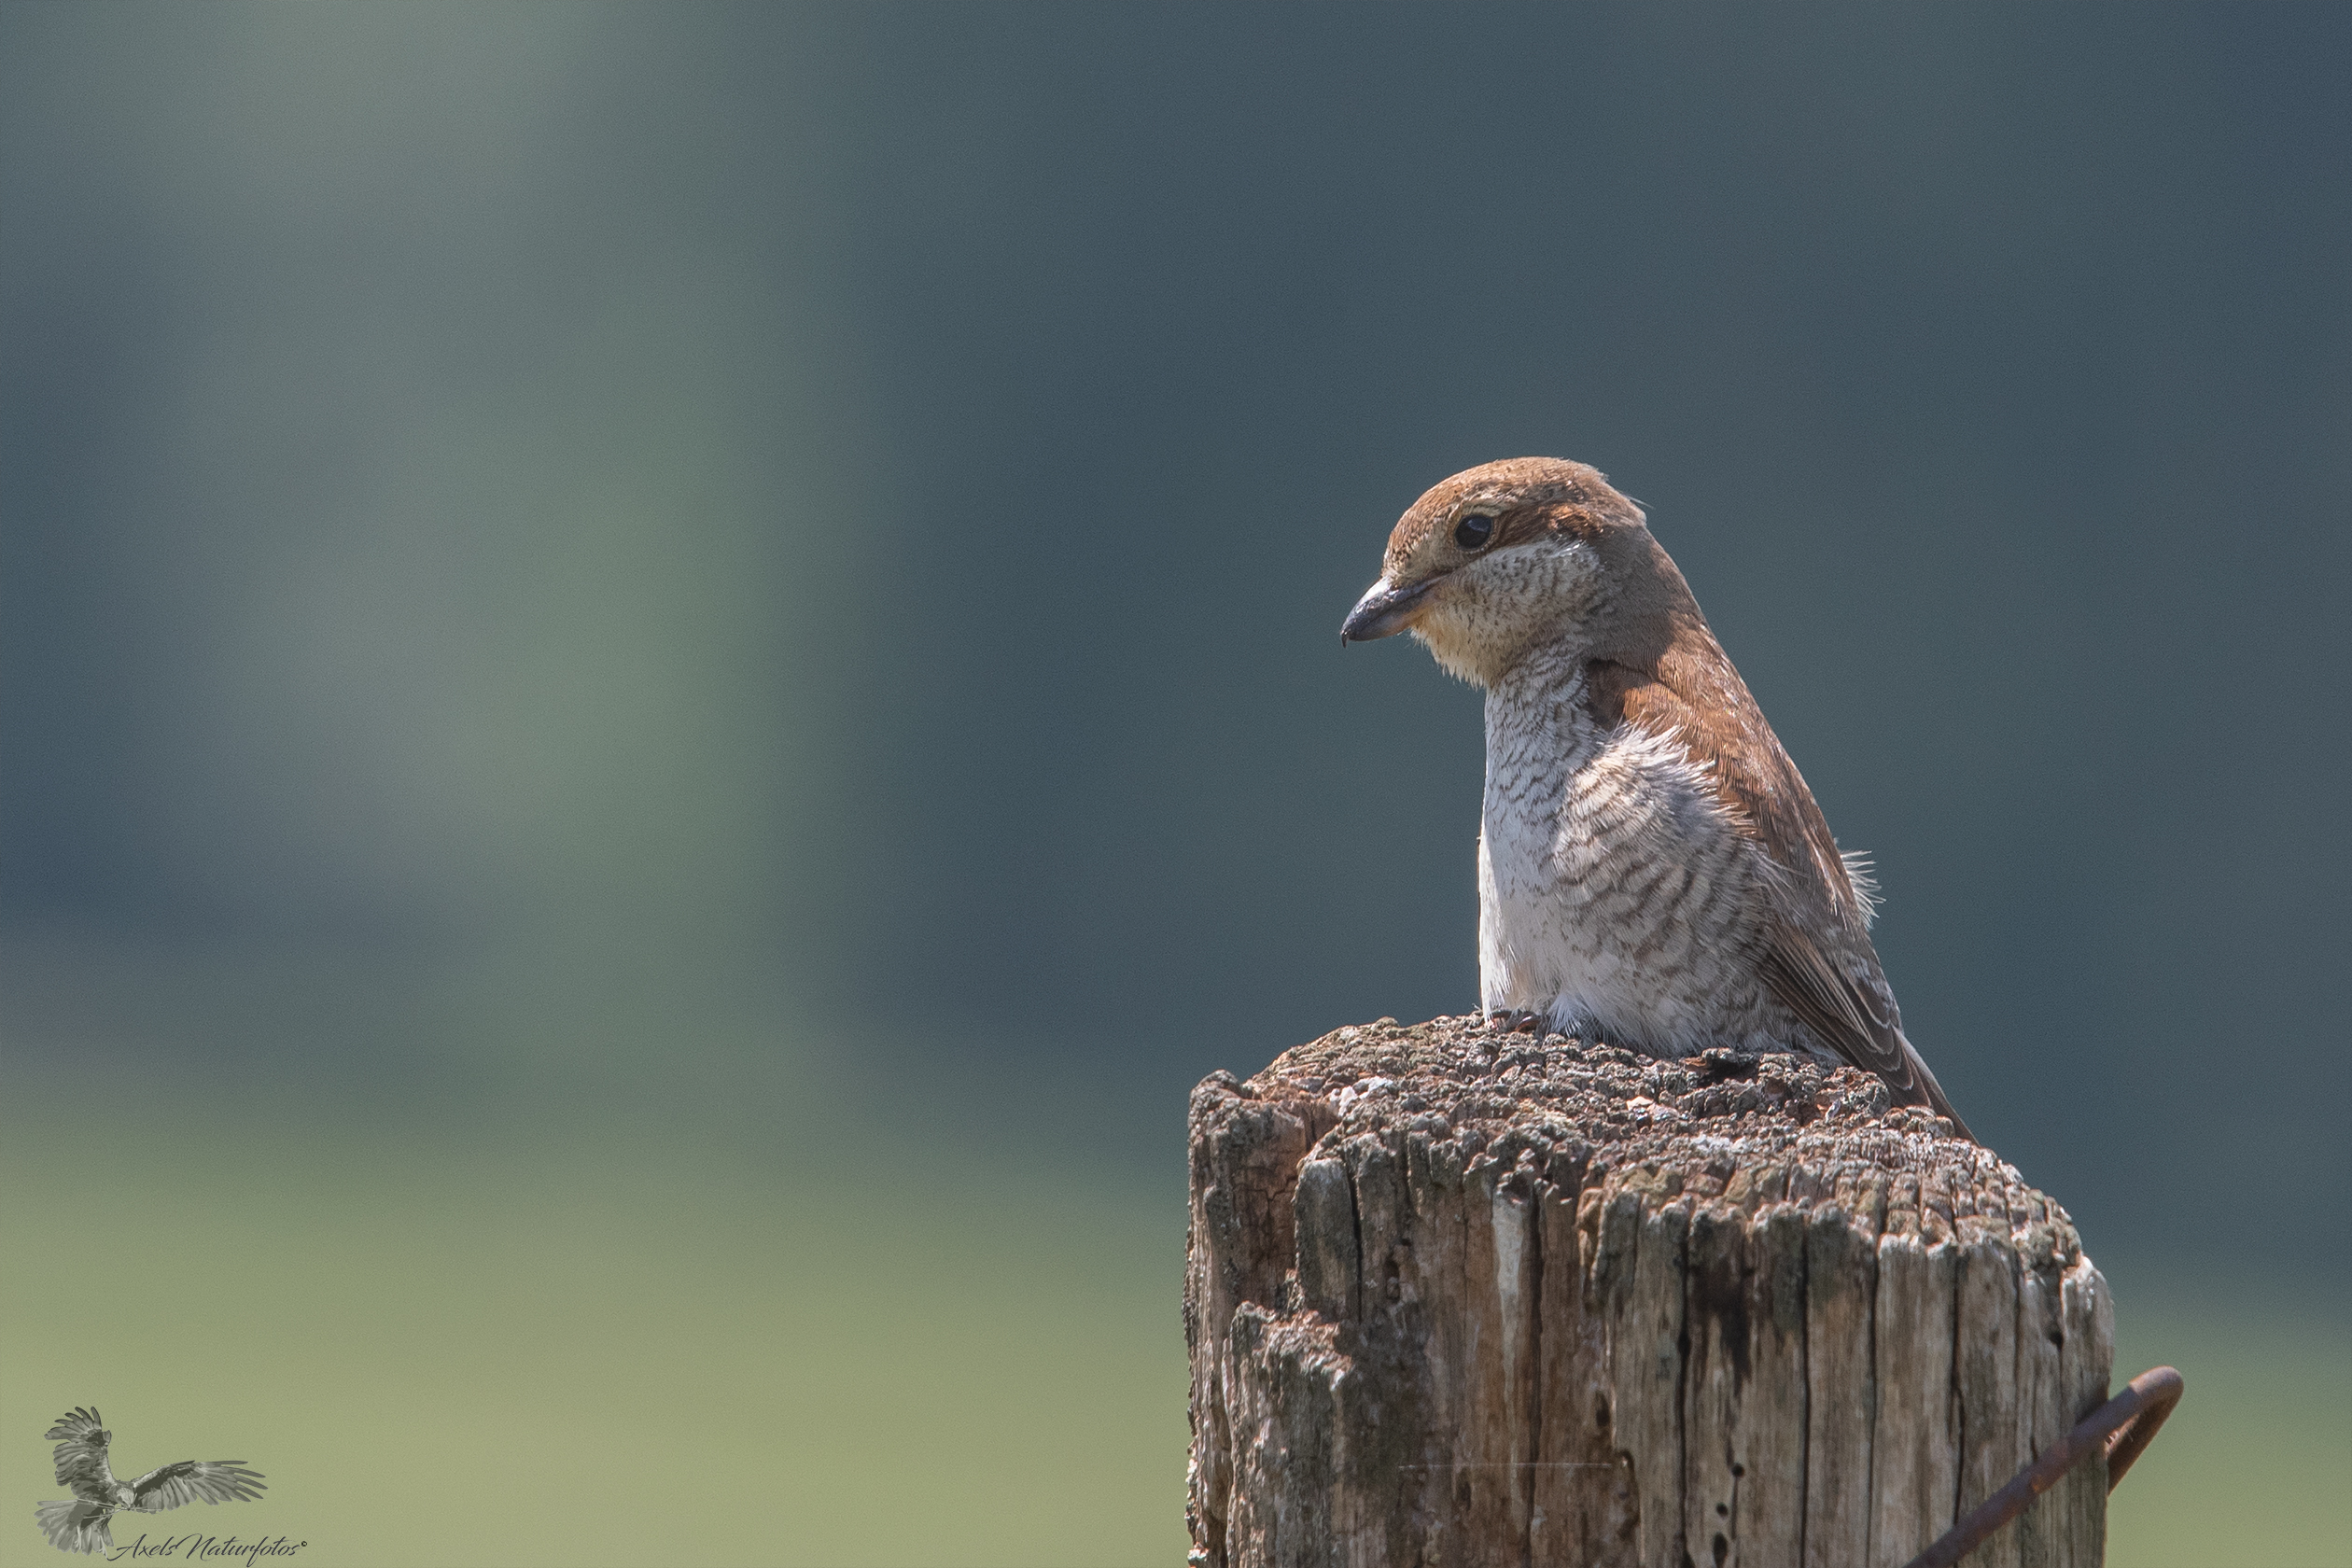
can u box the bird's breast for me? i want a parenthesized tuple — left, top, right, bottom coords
(1478, 679, 1768, 1050)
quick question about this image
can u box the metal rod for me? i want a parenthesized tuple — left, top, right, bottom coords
(1900, 1365, 2183, 1568)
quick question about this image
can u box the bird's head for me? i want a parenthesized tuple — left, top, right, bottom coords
(1341, 457, 1649, 687)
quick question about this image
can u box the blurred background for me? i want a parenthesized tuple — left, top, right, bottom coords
(1, 5, 2345, 1564)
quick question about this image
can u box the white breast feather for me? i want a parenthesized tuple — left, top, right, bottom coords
(1479, 710, 1760, 1052)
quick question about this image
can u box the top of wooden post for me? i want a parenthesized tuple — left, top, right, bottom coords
(1197, 1012, 2075, 1261)
(1186, 1015, 2111, 1567)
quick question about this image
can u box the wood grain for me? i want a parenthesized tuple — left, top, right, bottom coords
(1187, 1017, 2113, 1568)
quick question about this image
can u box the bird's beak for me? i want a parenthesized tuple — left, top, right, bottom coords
(1340, 575, 1438, 642)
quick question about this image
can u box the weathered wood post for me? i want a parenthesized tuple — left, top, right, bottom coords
(1186, 1016, 2113, 1568)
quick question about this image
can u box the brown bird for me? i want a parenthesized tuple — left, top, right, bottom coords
(1342, 457, 1972, 1138)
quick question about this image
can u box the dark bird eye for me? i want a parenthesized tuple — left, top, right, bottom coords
(1453, 513, 1494, 551)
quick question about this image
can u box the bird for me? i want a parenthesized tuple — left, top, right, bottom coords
(1341, 456, 1972, 1139)
(35, 1407, 266, 1555)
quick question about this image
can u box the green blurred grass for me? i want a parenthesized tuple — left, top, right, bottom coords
(2103, 1269, 2349, 1568)
(0, 1098, 1192, 1567)
(2, 1071, 2341, 1567)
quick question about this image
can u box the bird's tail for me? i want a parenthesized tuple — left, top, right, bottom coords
(1898, 1029, 1976, 1143)
(35, 1499, 113, 1555)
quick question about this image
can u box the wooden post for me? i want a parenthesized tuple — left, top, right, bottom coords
(1185, 1016, 2113, 1568)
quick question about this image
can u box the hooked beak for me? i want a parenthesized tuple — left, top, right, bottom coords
(1340, 575, 1439, 642)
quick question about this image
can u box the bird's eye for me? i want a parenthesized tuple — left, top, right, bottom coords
(1453, 513, 1495, 551)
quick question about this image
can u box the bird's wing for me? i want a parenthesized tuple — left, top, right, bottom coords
(1588, 651, 1866, 931)
(1592, 651, 1974, 1139)
(35, 1498, 114, 1555)
(43, 1408, 114, 1494)
(1754, 923, 1973, 1137)
(129, 1461, 267, 1512)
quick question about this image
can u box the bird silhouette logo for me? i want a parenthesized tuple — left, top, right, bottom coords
(34, 1407, 267, 1555)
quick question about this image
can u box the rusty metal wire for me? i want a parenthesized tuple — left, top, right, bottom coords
(1901, 1365, 2184, 1568)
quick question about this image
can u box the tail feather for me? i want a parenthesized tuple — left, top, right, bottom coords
(35, 1499, 114, 1555)
(1897, 1029, 1975, 1142)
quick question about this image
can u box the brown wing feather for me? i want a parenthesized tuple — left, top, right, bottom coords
(1594, 634, 1864, 931)
(1590, 629, 1975, 1141)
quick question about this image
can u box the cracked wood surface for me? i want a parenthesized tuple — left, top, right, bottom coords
(1185, 1016, 2112, 1568)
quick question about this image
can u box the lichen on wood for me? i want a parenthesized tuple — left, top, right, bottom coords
(1185, 1015, 2111, 1568)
